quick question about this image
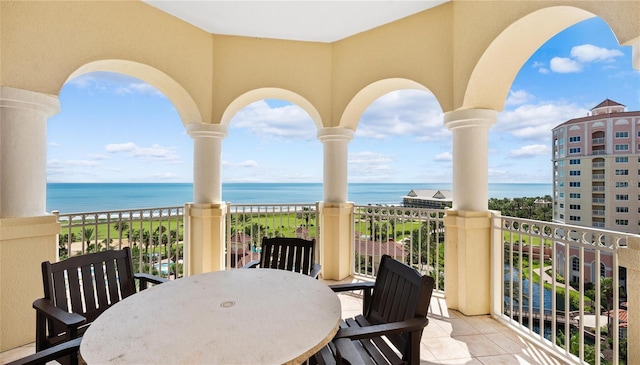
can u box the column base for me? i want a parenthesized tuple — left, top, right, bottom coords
(320, 202, 354, 280)
(444, 209, 491, 316)
(0, 215, 60, 350)
(184, 203, 226, 275)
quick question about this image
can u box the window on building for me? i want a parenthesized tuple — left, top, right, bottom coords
(615, 156, 629, 163)
(616, 207, 629, 213)
(559, 182, 565, 188)
(615, 144, 629, 151)
(559, 203, 564, 208)
(569, 182, 580, 187)
(559, 213, 564, 219)
(572, 257, 580, 271)
(615, 182, 629, 188)
(559, 192, 564, 197)
(569, 193, 580, 198)
(616, 194, 629, 201)
(615, 169, 629, 175)
(569, 216, 581, 222)
(569, 159, 580, 165)
(569, 147, 581, 154)
(569, 204, 581, 210)
(558, 160, 564, 166)
(559, 170, 564, 177)
(569, 136, 581, 142)
(615, 219, 629, 226)
(615, 131, 629, 138)
(569, 170, 580, 176)
(600, 263, 606, 278)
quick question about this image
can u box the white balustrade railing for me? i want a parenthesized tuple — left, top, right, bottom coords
(225, 203, 320, 269)
(353, 205, 446, 291)
(54, 207, 185, 279)
(494, 214, 633, 365)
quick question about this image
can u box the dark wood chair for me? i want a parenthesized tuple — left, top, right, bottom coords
(33, 247, 167, 363)
(242, 237, 321, 278)
(5, 337, 82, 365)
(314, 255, 435, 365)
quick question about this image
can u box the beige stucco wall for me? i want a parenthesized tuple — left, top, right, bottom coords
(2, 1, 638, 127)
(0, 1, 213, 125)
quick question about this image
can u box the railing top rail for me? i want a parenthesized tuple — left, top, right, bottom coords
(54, 206, 184, 217)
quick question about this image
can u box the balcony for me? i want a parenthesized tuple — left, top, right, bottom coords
(2, 204, 637, 365)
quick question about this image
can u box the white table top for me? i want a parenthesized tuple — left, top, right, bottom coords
(80, 269, 342, 364)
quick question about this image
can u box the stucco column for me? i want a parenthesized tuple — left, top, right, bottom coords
(0, 87, 61, 350)
(184, 123, 228, 274)
(0, 87, 59, 217)
(318, 127, 354, 280)
(442, 109, 497, 316)
(443, 108, 497, 212)
(187, 123, 227, 204)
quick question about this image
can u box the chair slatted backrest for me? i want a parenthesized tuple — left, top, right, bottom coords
(367, 255, 435, 358)
(42, 248, 137, 336)
(259, 237, 315, 275)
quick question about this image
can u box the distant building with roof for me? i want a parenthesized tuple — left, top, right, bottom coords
(551, 99, 639, 286)
(402, 189, 452, 209)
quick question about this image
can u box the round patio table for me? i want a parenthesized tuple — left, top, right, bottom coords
(80, 268, 341, 364)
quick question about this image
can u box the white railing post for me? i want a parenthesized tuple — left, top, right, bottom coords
(619, 236, 640, 364)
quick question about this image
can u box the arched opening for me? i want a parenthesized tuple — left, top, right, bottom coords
(48, 71, 193, 212)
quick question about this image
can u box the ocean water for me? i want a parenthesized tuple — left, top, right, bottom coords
(46, 182, 552, 213)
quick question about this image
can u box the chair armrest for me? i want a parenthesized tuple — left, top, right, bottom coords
(241, 260, 260, 269)
(328, 281, 374, 293)
(310, 264, 321, 279)
(333, 317, 429, 341)
(329, 282, 374, 314)
(6, 337, 82, 365)
(32, 299, 85, 329)
(135, 273, 169, 290)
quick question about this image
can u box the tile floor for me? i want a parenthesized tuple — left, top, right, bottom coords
(1, 293, 567, 365)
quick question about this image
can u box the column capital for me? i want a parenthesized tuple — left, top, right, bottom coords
(186, 123, 228, 139)
(443, 108, 497, 130)
(0, 86, 60, 117)
(317, 127, 354, 143)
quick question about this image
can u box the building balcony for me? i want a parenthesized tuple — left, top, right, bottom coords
(2, 204, 638, 365)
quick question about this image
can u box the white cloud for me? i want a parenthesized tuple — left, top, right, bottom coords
(88, 154, 109, 160)
(47, 159, 100, 168)
(105, 142, 179, 162)
(538, 68, 550, 74)
(222, 160, 259, 168)
(570, 44, 623, 63)
(230, 100, 316, 140)
(509, 144, 550, 158)
(550, 57, 582, 73)
(148, 173, 180, 180)
(496, 101, 588, 141)
(434, 152, 452, 162)
(505, 90, 534, 106)
(348, 151, 396, 182)
(67, 72, 162, 96)
(356, 90, 446, 141)
(116, 83, 164, 97)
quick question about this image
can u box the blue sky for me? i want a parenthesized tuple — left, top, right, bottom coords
(47, 17, 640, 184)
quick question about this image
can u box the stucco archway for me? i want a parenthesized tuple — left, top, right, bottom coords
(220, 87, 323, 129)
(339, 78, 437, 131)
(66, 60, 202, 126)
(464, 6, 597, 112)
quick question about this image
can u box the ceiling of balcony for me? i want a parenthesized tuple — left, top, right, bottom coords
(143, 1, 449, 43)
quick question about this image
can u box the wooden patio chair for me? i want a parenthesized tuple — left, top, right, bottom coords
(33, 247, 167, 363)
(242, 237, 321, 278)
(314, 255, 435, 365)
(5, 337, 82, 365)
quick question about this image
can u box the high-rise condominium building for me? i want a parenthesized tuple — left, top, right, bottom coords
(552, 100, 640, 283)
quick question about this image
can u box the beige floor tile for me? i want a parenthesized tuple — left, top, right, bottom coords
(424, 335, 473, 360)
(450, 318, 481, 336)
(422, 358, 483, 365)
(453, 335, 509, 357)
(476, 354, 530, 365)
